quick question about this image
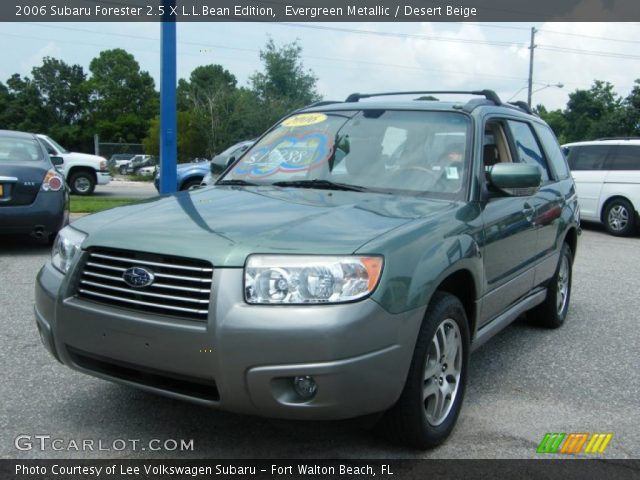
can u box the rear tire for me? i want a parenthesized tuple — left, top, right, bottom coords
(69, 171, 96, 196)
(377, 292, 470, 449)
(529, 242, 573, 329)
(603, 198, 636, 236)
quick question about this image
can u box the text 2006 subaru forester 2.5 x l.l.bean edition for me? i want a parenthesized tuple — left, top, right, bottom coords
(35, 90, 579, 448)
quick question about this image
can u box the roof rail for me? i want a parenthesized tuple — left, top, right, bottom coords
(595, 137, 640, 141)
(303, 100, 342, 109)
(345, 90, 502, 105)
(507, 101, 534, 115)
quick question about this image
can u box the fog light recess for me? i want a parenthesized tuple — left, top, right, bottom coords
(293, 375, 318, 400)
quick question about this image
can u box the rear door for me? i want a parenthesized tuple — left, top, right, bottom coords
(603, 144, 640, 202)
(566, 144, 611, 220)
(0, 137, 49, 206)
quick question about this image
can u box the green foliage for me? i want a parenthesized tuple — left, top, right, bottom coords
(87, 49, 158, 143)
(250, 39, 321, 128)
(538, 80, 640, 143)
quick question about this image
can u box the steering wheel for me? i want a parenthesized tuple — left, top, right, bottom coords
(392, 165, 441, 189)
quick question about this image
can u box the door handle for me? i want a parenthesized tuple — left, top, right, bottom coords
(523, 203, 535, 222)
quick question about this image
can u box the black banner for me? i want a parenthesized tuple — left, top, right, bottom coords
(3, 0, 640, 22)
(2, 459, 640, 480)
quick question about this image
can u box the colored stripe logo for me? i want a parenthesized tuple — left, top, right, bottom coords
(537, 433, 612, 454)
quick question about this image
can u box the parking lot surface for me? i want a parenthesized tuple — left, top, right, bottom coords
(0, 227, 638, 459)
(93, 180, 157, 199)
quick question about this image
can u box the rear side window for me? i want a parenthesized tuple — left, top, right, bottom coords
(507, 120, 551, 182)
(607, 145, 640, 170)
(566, 145, 610, 171)
(0, 137, 43, 162)
(533, 123, 570, 180)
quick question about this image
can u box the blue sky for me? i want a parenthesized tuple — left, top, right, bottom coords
(1, 22, 639, 110)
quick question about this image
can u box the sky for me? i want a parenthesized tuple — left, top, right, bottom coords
(1, 21, 639, 110)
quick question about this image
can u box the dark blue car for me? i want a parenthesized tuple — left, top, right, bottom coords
(0, 130, 69, 242)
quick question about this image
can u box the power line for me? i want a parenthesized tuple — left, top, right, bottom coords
(537, 45, 640, 60)
(539, 28, 640, 45)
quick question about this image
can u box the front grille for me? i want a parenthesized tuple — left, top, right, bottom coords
(76, 248, 213, 321)
(67, 346, 219, 401)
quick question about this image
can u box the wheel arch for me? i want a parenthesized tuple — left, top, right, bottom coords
(433, 268, 478, 339)
(179, 174, 204, 190)
(68, 166, 97, 183)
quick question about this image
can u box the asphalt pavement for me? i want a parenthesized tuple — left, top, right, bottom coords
(0, 226, 638, 459)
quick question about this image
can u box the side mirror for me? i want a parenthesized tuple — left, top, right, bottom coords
(487, 163, 541, 196)
(50, 156, 64, 166)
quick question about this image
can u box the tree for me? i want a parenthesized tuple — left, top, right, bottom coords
(32, 57, 87, 125)
(143, 111, 209, 162)
(250, 39, 321, 128)
(563, 81, 623, 141)
(87, 49, 158, 143)
(2, 74, 49, 133)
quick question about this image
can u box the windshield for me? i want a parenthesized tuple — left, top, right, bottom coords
(222, 110, 471, 196)
(43, 136, 69, 154)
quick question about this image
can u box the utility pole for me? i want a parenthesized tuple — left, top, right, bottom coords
(527, 27, 537, 108)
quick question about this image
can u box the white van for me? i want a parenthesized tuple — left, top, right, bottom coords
(36, 134, 111, 195)
(563, 139, 640, 236)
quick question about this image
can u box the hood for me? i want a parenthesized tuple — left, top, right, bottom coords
(74, 186, 456, 267)
(67, 152, 105, 166)
(177, 161, 209, 173)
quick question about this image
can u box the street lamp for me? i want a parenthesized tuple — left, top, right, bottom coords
(508, 82, 563, 104)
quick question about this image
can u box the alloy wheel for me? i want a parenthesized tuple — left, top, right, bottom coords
(423, 319, 463, 426)
(608, 205, 629, 232)
(556, 254, 570, 315)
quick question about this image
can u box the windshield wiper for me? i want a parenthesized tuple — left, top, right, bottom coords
(271, 179, 368, 192)
(217, 179, 259, 186)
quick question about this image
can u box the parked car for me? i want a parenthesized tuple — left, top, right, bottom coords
(107, 153, 136, 169)
(201, 140, 254, 186)
(120, 155, 157, 176)
(154, 160, 210, 192)
(36, 134, 111, 196)
(1, 130, 68, 242)
(35, 90, 579, 449)
(563, 138, 640, 236)
(137, 165, 157, 177)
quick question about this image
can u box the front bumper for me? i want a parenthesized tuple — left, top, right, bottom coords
(35, 261, 424, 420)
(0, 190, 68, 236)
(96, 171, 112, 186)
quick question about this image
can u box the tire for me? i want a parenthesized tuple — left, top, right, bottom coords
(603, 198, 636, 236)
(529, 242, 573, 329)
(68, 171, 96, 196)
(119, 165, 127, 175)
(377, 292, 470, 449)
(180, 178, 203, 191)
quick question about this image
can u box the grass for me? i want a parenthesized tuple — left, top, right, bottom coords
(70, 196, 139, 214)
(128, 174, 155, 182)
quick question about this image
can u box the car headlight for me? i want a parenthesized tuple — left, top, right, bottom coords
(51, 226, 86, 274)
(245, 255, 383, 304)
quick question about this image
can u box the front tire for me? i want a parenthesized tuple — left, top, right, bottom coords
(377, 292, 470, 449)
(530, 242, 573, 329)
(604, 198, 636, 236)
(69, 171, 96, 196)
(181, 178, 203, 191)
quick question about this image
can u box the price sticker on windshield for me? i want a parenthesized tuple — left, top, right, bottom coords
(282, 113, 327, 128)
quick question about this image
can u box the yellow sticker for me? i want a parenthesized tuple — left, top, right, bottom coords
(281, 113, 328, 128)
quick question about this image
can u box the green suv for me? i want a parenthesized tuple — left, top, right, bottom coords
(35, 90, 579, 448)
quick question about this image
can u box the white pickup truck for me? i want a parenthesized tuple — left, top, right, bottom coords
(36, 134, 111, 195)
